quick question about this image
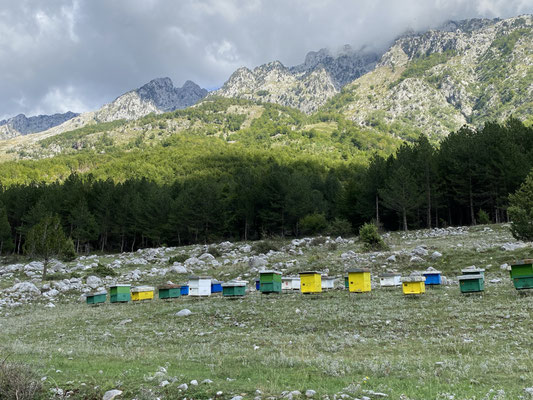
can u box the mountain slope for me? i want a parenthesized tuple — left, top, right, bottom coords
(0, 111, 79, 140)
(321, 15, 533, 141)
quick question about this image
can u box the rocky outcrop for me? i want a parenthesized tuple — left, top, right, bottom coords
(0, 111, 78, 140)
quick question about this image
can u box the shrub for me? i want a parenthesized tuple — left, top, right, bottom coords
(0, 359, 43, 400)
(207, 246, 222, 258)
(477, 209, 491, 225)
(327, 242, 338, 251)
(300, 213, 328, 235)
(87, 263, 117, 277)
(359, 223, 388, 251)
(253, 240, 280, 254)
(169, 254, 189, 264)
(509, 173, 533, 241)
(327, 218, 353, 237)
(310, 237, 327, 246)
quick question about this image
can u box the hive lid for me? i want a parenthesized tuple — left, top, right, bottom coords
(322, 276, 336, 281)
(88, 291, 107, 296)
(222, 281, 246, 287)
(299, 271, 321, 275)
(131, 285, 154, 292)
(260, 270, 282, 275)
(188, 275, 212, 280)
(211, 280, 224, 284)
(401, 276, 426, 282)
(423, 270, 441, 275)
(461, 268, 485, 273)
(282, 276, 299, 281)
(109, 284, 131, 288)
(348, 268, 371, 273)
(380, 272, 401, 277)
(458, 274, 483, 280)
(512, 259, 533, 266)
(158, 284, 181, 289)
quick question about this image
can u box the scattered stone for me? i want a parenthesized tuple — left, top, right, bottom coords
(102, 389, 123, 400)
(160, 380, 170, 387)
(386, 255, 396, 262)
(409, 256, 424, 263)
(118, 319, 132, 326)
(178, 383, 188, 390)
(86, 275, 103, 289)
(431, 251, 442, 259)
(489, 279, 502, 284)
(306, 390, 317, 398)
(231, 396, 244, 400)
(190, 379, 198, 386)
(176, 309, 192, 317)
(202, 379, 213, 384)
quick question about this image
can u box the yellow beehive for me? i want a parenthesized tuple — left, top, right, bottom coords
(131, 286, 155, 301)
(401, 276, 426, 295)
(299, 271, 322, 294)
(348, 268, 371, 293)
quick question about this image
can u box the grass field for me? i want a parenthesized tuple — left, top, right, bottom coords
(1, 224, 533, 399)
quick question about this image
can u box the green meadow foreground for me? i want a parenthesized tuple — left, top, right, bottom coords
(1, 224, 533, 399)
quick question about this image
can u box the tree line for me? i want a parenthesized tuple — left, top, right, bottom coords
(0, 118, 532, 255)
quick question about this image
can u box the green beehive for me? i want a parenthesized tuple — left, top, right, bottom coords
(461, 267, 485, 278)
(259, 270, 282, 293)
(344, 275, 349, 289)
(510, 259, 533, 290)
(86, 291, 107, 305)
(222, 281, 247, 297)
(458, 274, 484, 293)
(109, 284, 131, 303)
(158, 284, 181, 299)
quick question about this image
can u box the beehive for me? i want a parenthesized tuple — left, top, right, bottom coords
(259, 271, 282, 293)
(321, 276, 336, 290)
(379, 273, 401, 287)
(158, 284, 181, 299)
(282, 276, 301, 290)
(423, 270, 442, 285)
(401, 276, 426, 295)
(348, 268, 371, 293)
(86, 291, 107, 305)
(461, 267, 485, 278)
(255, 279, 260, 291)
(222, 281, 247, 297)
(510, 259, 533, 290)
(131, 286, 155, 301)
(211, 280, 223, 294)
(109, 284, 131, 303)
(299, 271, 322, 294)
(189, 276, 212, 296)
(458, 274, 484, 293)
(180, 285, 189, 296)
(344, 275, 349, 289)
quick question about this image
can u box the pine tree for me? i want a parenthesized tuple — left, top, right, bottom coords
(0, 205, 14, 254)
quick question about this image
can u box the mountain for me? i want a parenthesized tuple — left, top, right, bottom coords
(321, 15, 533, 140)
(0, 111, 79, 140)
(210, 47, 379, 114)
(0, 78, 208, 141)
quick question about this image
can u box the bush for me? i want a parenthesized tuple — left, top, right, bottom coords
(300, 213, 328, 235)
(359, 223, 388, 251)
(87, 263, 117, 277)
(207, 246, 222, 258)
(327, 242, 338, 251)
(509, 173, 533, 241)
(253, 240, 280, 254)
(0, 359, 43, 400)
(477, 209, 491, 224)
(327, 218, 353, 236)
(310, 237, 327, 246)
(169, 254, 189, 264)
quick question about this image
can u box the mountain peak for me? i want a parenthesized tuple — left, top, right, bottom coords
(135, 77, 207, 112)
(0, 111, 79, 137)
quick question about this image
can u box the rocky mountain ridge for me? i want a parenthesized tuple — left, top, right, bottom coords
(0, 111, 79, 140)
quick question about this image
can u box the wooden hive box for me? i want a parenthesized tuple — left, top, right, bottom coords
(259, 270, 282, 293)
(401, 276, 426, 295)
(109, 284, 131, 303)
(509, 259, 533, 290)
(282, 276, 301, 290)
(222, 281, 247, 297)
(255, 279, 261, 291)
(189, 276, 212, 296)
(211, 280, 223, 294)
(179, 285, 189, 296)
(299, 271, 322, 294)
(344, 275, 349, 289)
(158, 284, 181, 299)
(321, 276, 336, 290)
(422, 270, 442, 285)
(86, 291, 107, 305)
(379, 273, 401, 287)
(348, 268, 371, 293)
(458, 274, 484, 293)
(131, 286, 155, 301)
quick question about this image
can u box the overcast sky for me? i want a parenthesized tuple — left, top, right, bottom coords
(0, 0, 531, 120)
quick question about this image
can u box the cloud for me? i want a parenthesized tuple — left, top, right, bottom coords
(0, 0, 531, 119)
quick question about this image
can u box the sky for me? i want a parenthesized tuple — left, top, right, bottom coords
(0, 0, 532, 120)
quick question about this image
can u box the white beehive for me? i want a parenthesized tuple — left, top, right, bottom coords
(321, 275, 336, 290)
(188, 276, 212, 296)
(379, 273, 402, 287)
(282, 276, 301, 290)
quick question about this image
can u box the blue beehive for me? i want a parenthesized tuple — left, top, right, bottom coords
(423, 269, 442, 285)
(255, 279, 260, 291)
(211, 280, 223, 293)
(180, 285, 189, 296)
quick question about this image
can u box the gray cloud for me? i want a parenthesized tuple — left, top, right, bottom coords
(0, 0, 531, 119)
